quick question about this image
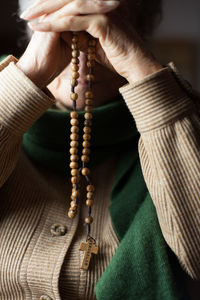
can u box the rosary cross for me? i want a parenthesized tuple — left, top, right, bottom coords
(79, 237, 98, 270)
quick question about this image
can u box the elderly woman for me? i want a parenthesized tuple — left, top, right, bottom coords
(0, 0, 199, 299)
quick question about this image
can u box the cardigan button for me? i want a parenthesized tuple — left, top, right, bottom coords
(40, 295, 52, 300)
(50, 224, 67, 237)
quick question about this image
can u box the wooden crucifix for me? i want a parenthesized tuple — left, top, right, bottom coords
(79, 237, 98, 270)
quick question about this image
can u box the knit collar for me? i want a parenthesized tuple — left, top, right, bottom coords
(23, 96, 139, 174)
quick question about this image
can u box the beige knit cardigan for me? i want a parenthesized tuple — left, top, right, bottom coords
(0, 55, 199, 300)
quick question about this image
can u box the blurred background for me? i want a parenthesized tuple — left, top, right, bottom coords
(0, 0, 200, 90)
(152, 0, 200, 91)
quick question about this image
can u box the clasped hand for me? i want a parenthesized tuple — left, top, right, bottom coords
(19, 0, 161, 89)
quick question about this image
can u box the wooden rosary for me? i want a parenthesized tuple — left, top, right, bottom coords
(68, 32, 98, 270)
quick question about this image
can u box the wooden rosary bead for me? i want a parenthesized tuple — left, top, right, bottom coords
(85, 99, 94, 106)
(85, 91, 94, 99)
(72, 184, 78, 191)
(88, 53, 96, 61)
(87, 192, 93, 199)
(70, 141, 79, 148)
(70, 111, 78, 118)
(82, 148, 90, 155)
(70, 201, 78, 209)
(70, 133, 79, 141)
(87, 185, 95, 192)
(70, 162, 78, 169)
(84, 119, 92, 126)
(70, 154, 79, 162)
(72, 190, 77, 196)
(84, 113, 93, 120)
(85, 106, 93, 112)
(81, 155, 90, 163)
(70, 204, 77, 211)
(72, 43, 78, 50)
(83, 134, 91, 141)
(71, 195, 79, 204)
(72, 35, 78, 43)
(72, 72, 80, 79)
(71, 190, 77, 199)
(68, 209, 77, 219)
(69, 206, 77, 213)
(85, 216, 93, 224)
(82, 168, 90, 176)
(71, 176, 79, 184)
(72, 190, 80, 198)
(68, 211, 74, 219)
(71, 79, 78, 87)
(87, 61, 95, 68)
(82, 141, 90, 148)
(86, 74, 95, 82)
(71, 126, 79, 133)
(71, 57, 79, 64)
(72, 50, 80, 57)
(70, 147, 78, 155)
(70, 199, 76, 205)
(71, 64, 79, 71)
(83, 127, 91, 134)
(70, 118, 79, 126)
(86, 199, 94, 207)
(89, 39, 96, 47)
(70, 93, 78, 101)
(71, 168, 79, 176)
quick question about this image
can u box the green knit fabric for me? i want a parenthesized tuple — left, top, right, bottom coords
(96, 147, 187, 300)
(22, 97, 188, 300)
(0, 55, 8, 62)
(23, 99, 138, 174)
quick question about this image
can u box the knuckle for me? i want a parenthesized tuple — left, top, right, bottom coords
(89, 14, 109, 37)
(67, 15, 75, 24)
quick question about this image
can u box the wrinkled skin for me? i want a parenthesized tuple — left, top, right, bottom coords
(18, 0, 162, 109)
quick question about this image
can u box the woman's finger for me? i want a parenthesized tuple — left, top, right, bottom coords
(45, 0, 120, 20)
(22, 0, 120, 21)
(28, 14, 109, 39)
(20, 0, 70, 20)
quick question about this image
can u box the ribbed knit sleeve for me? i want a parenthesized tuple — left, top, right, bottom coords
(0, 55, 55, 187)
(120, 64, 200, 280)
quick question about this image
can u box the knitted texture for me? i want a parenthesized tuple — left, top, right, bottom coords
(23, 99, 188, 300)
(0, 56, 199, 299)
(96, 147, 187, 300)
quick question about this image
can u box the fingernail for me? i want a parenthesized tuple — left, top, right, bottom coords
(20, 10, 31, 19)
(103, 1, 120, 6)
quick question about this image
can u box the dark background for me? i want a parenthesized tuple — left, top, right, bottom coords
(0, 1, 26, 57)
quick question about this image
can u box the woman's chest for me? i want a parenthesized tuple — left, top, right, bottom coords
(0, 154, 118, 300)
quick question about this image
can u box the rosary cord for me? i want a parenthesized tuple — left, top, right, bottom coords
(68, 33, 96, 244)
(81, 38, 96, 241)
(68, 32, 80, 219)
